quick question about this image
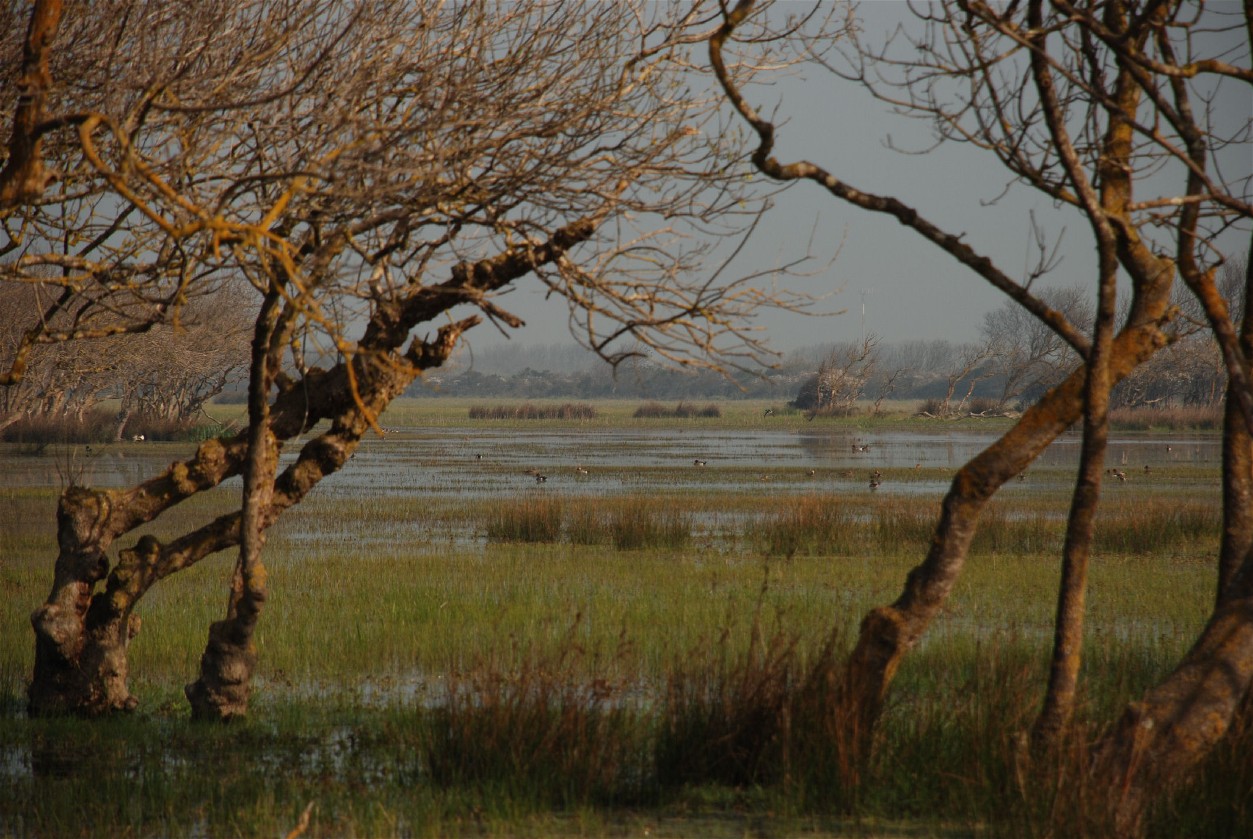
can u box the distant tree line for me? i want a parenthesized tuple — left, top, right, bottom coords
(17, 273, 1226, 419)
(405, 275, 1238, 414)
(0, 282, 252, 438)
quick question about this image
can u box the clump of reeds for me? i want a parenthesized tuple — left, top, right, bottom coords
(1095, 500, 1219, 554)
(870, 499, 940, 554)
(481, 497, 692, 550)
(419, 623, 650, 806)
(756, 496, 855, 557)
(468, 403, 598, 420)
(485, 498, 563, 542)
(563, 502, 607, 546)
(971, 506, 1063, 556)
(656, 625, 797, 789)
(632, 401, 721, 419)
(607, 498, 690, 550)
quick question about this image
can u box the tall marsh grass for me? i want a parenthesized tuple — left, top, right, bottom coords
(483, 496, 691, 550)
(418, 622, 650, 806)
(607, 498, 690, 551)
(485, 497, 564, 542)
(479, 492, 1218, 562)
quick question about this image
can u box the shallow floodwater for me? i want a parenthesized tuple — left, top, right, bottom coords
(0, 424, 1222, 501)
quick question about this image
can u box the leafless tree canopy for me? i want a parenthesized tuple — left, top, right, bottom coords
(711, 1, 1251, 833)
(1, 0, 822, 378)
(1, 0, 830, 721)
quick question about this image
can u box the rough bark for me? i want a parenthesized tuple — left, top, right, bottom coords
(1094, 590, 1253, 836)
(1219, 247, 1253, 604)
(185, 289, 283, 720)
(28, 327, 462, 716)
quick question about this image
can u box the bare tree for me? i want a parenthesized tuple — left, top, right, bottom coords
(792, 335, 881, 415)
(925, 340, 996, 417)
(0, 279, 251, 435)
(1, 0, 816, 720)
(711, 0, 1251, 832)
(981, 286, 1093, 409)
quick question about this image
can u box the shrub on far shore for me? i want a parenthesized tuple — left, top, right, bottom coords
(1109, 404, 1222, 431)
(916, 397, 1002, 418)
(1, 410, 117, 446)
(1, 410, 209, 446)
(633, 401, 720, 419)
(469, 403, 598, 420)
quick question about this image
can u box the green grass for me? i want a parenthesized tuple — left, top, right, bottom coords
(0, 419, 1239, 838)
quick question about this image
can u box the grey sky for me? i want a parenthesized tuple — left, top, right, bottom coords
(466, 1, 1251, 362)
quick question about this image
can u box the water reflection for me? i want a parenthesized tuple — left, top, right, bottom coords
(0, 426, 1222, 502)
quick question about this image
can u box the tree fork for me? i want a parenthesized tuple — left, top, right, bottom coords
(839, 313, 1172, 762)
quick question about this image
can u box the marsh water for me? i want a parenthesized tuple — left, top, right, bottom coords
(2, 423, 1222, 500)
(0, 421, 1226, 835)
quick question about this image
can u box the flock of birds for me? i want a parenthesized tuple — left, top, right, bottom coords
(484, 441, 1188, 491)
(488, 437, 902, 490)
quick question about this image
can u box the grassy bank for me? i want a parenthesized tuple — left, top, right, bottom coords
(2, 501, 1237, 835)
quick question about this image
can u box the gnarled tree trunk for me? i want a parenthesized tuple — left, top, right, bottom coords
(839, 271, 1173, 764)
(27, 217, 593, 717)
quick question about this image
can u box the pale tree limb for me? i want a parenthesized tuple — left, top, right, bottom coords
(1026, 0, 1140, 751)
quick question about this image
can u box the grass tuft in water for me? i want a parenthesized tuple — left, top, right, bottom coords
(608, 498, 691, 551)
(756, 495, 854, 558)
(485, 497, 564, 543)
(416, 620, 650, 808)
